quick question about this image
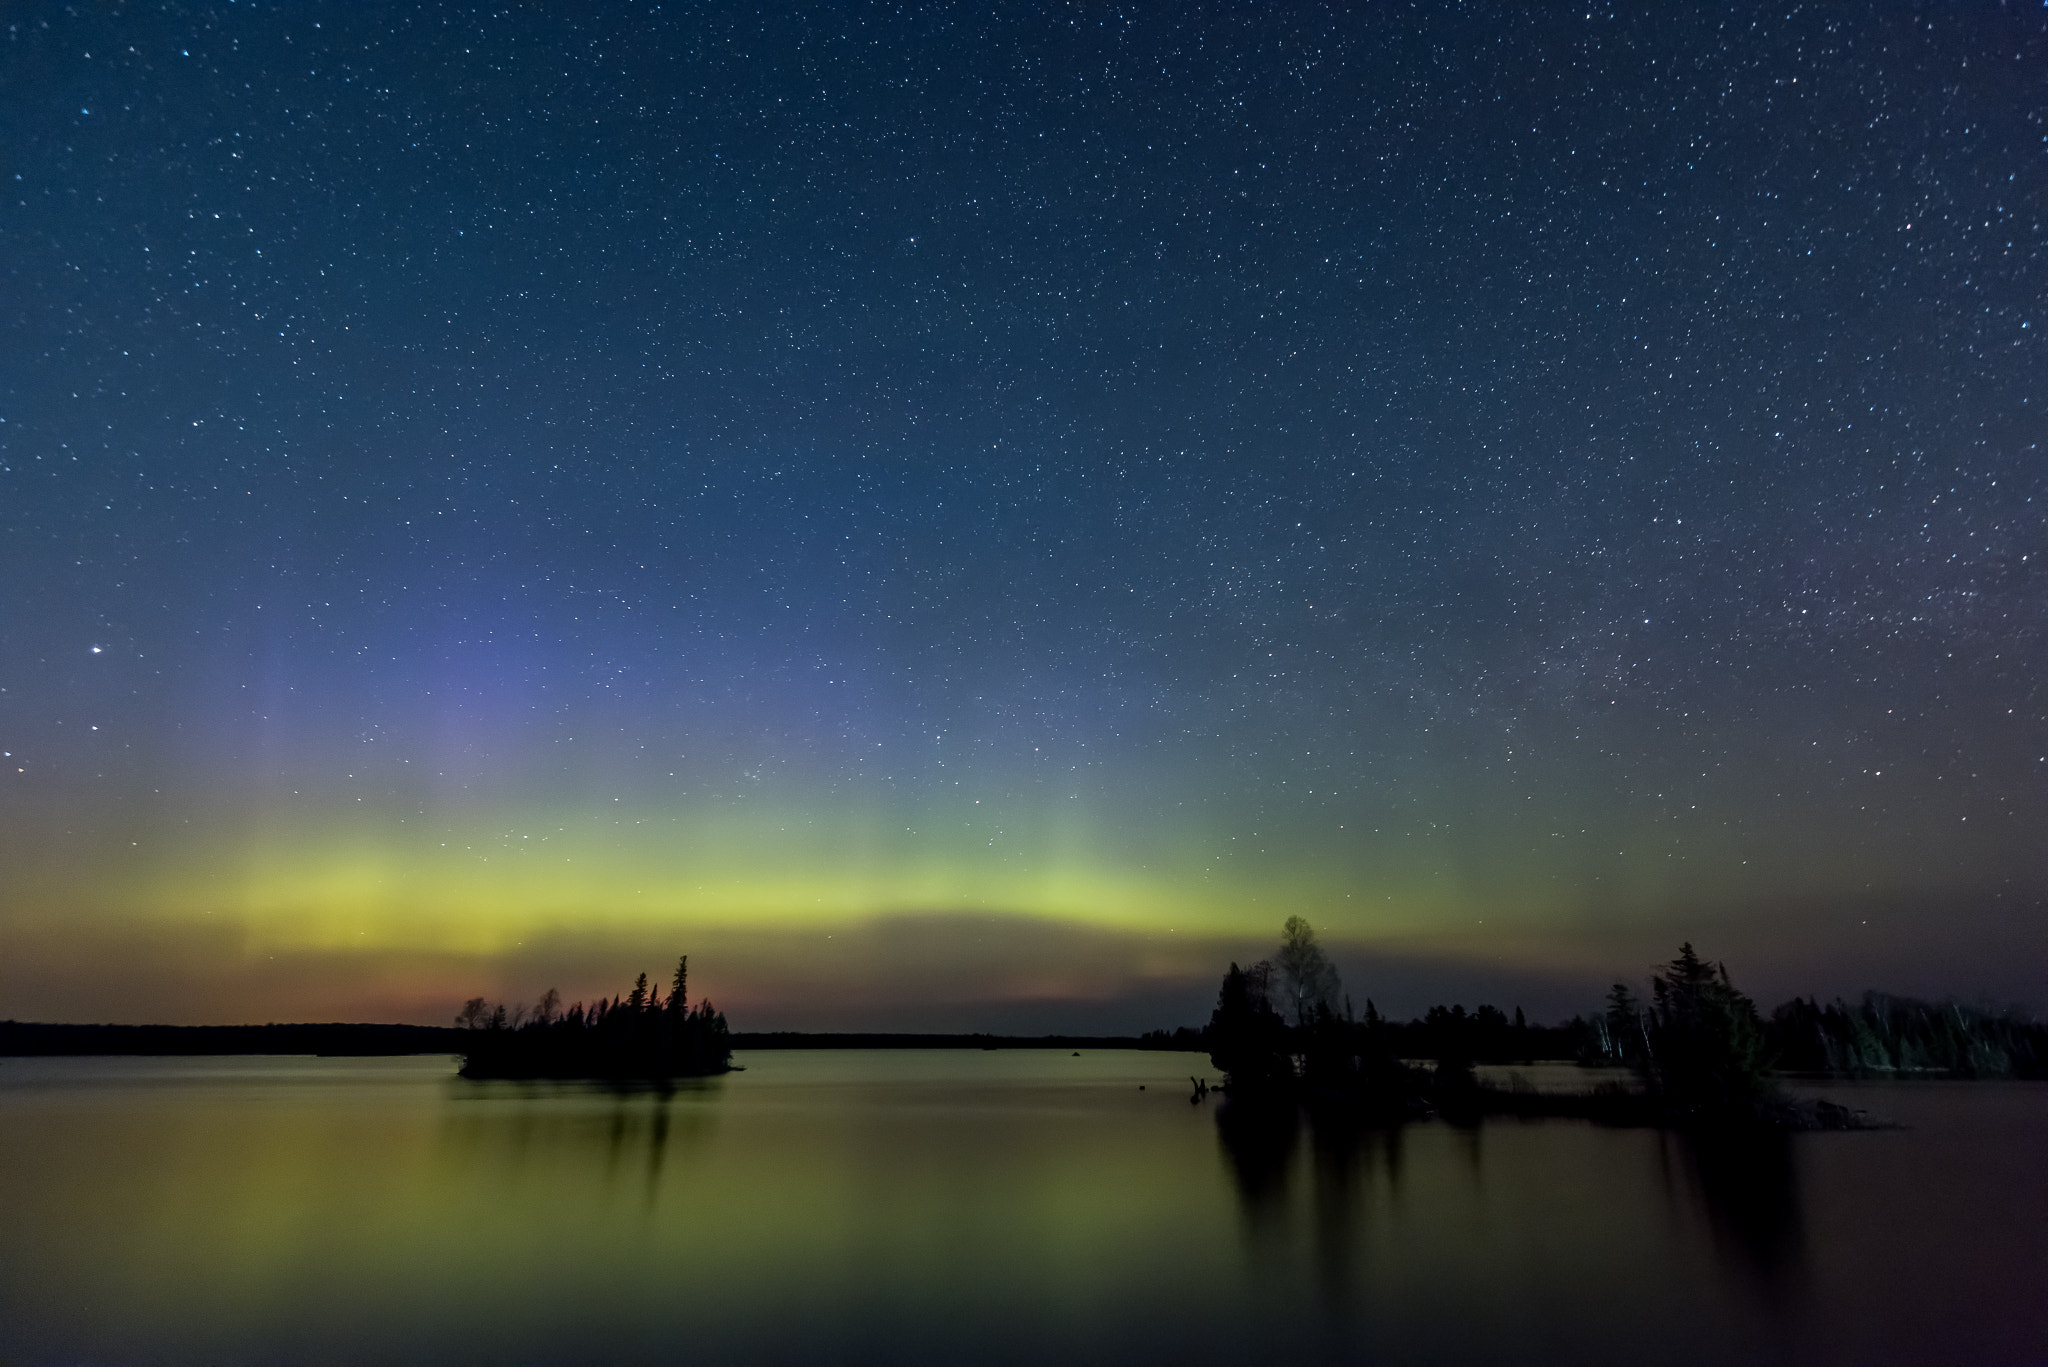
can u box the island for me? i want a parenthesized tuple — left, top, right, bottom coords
(455, 956, 732, 1081)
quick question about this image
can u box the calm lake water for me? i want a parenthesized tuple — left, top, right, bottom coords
(1, 1050, 2041, 1365)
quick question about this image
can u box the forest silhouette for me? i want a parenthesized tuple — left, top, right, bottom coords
(455, 955, 732, 1081)
(1195, 919, 2048, 1133)
(4, 932, 2040, 1092)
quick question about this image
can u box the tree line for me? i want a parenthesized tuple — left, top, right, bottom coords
(1196, 919, 2043, 1128)
(1149, 1001, 1578, 1066)
(1758, 992, 2039, 1078)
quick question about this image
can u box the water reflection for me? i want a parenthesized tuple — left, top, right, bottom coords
(1666, 1127, 1804, 1295)
(1215, 1096, 1297, 1215)
(1217, 1098, 1415, 1310)
(0, 1055, 2037, 1366)
(1304, 1109, 1405, 1309)
(1218, 1097, 1806, 1312)
(441, 1077, 725, 1204)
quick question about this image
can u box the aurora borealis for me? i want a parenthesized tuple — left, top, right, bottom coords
(2, 2, 2043, 1030)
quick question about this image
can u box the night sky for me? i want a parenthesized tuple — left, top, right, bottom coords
(3, 2, 2043, 1030)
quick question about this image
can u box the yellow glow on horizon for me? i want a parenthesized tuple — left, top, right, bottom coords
(81, 794, 1560, 957)
(15, 779, 1774, 976)
(94, 802, 1239, 954)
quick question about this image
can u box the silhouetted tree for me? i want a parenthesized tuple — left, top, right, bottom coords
(1205, 926, 1430, 1117)
(1208, 960, 1291, 1092)
(1276, 915, 1341, 1026)
(1596, 982, 1648, 1067)
(1642, 943, 1772, 1122)
(1425, 1004, 1477, 1090)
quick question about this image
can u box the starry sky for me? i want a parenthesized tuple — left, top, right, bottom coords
(2, 2, 2043, 1030)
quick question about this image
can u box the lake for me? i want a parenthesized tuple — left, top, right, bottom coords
(0, 1050, 2041, 1364)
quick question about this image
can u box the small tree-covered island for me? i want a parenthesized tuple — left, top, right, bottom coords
(455, 956, 732, 1081)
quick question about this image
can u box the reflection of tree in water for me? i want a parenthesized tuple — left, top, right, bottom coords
(1216, 1097, 1298, 1231)
(441, 1079, 723, 1204)
(1666, 1127, 1805, 1300)
(1217, 1099, 1409, 1307)
(1230, 1103, 1808, 1326)
(1306, 1109, 1406, 1307)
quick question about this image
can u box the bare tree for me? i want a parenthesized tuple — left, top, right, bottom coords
(1275, 915, 1341, 1026)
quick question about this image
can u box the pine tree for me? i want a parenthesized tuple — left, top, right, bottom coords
(1643, 943, 1771, 1119)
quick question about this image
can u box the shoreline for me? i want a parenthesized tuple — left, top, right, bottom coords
(0, 1021, 1226, 1057)
(4, 1021, 2035, 1087)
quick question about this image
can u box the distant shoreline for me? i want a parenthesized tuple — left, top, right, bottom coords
(5, 1022, 2021, 1089)
(0, 1021, 1227, 1057)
